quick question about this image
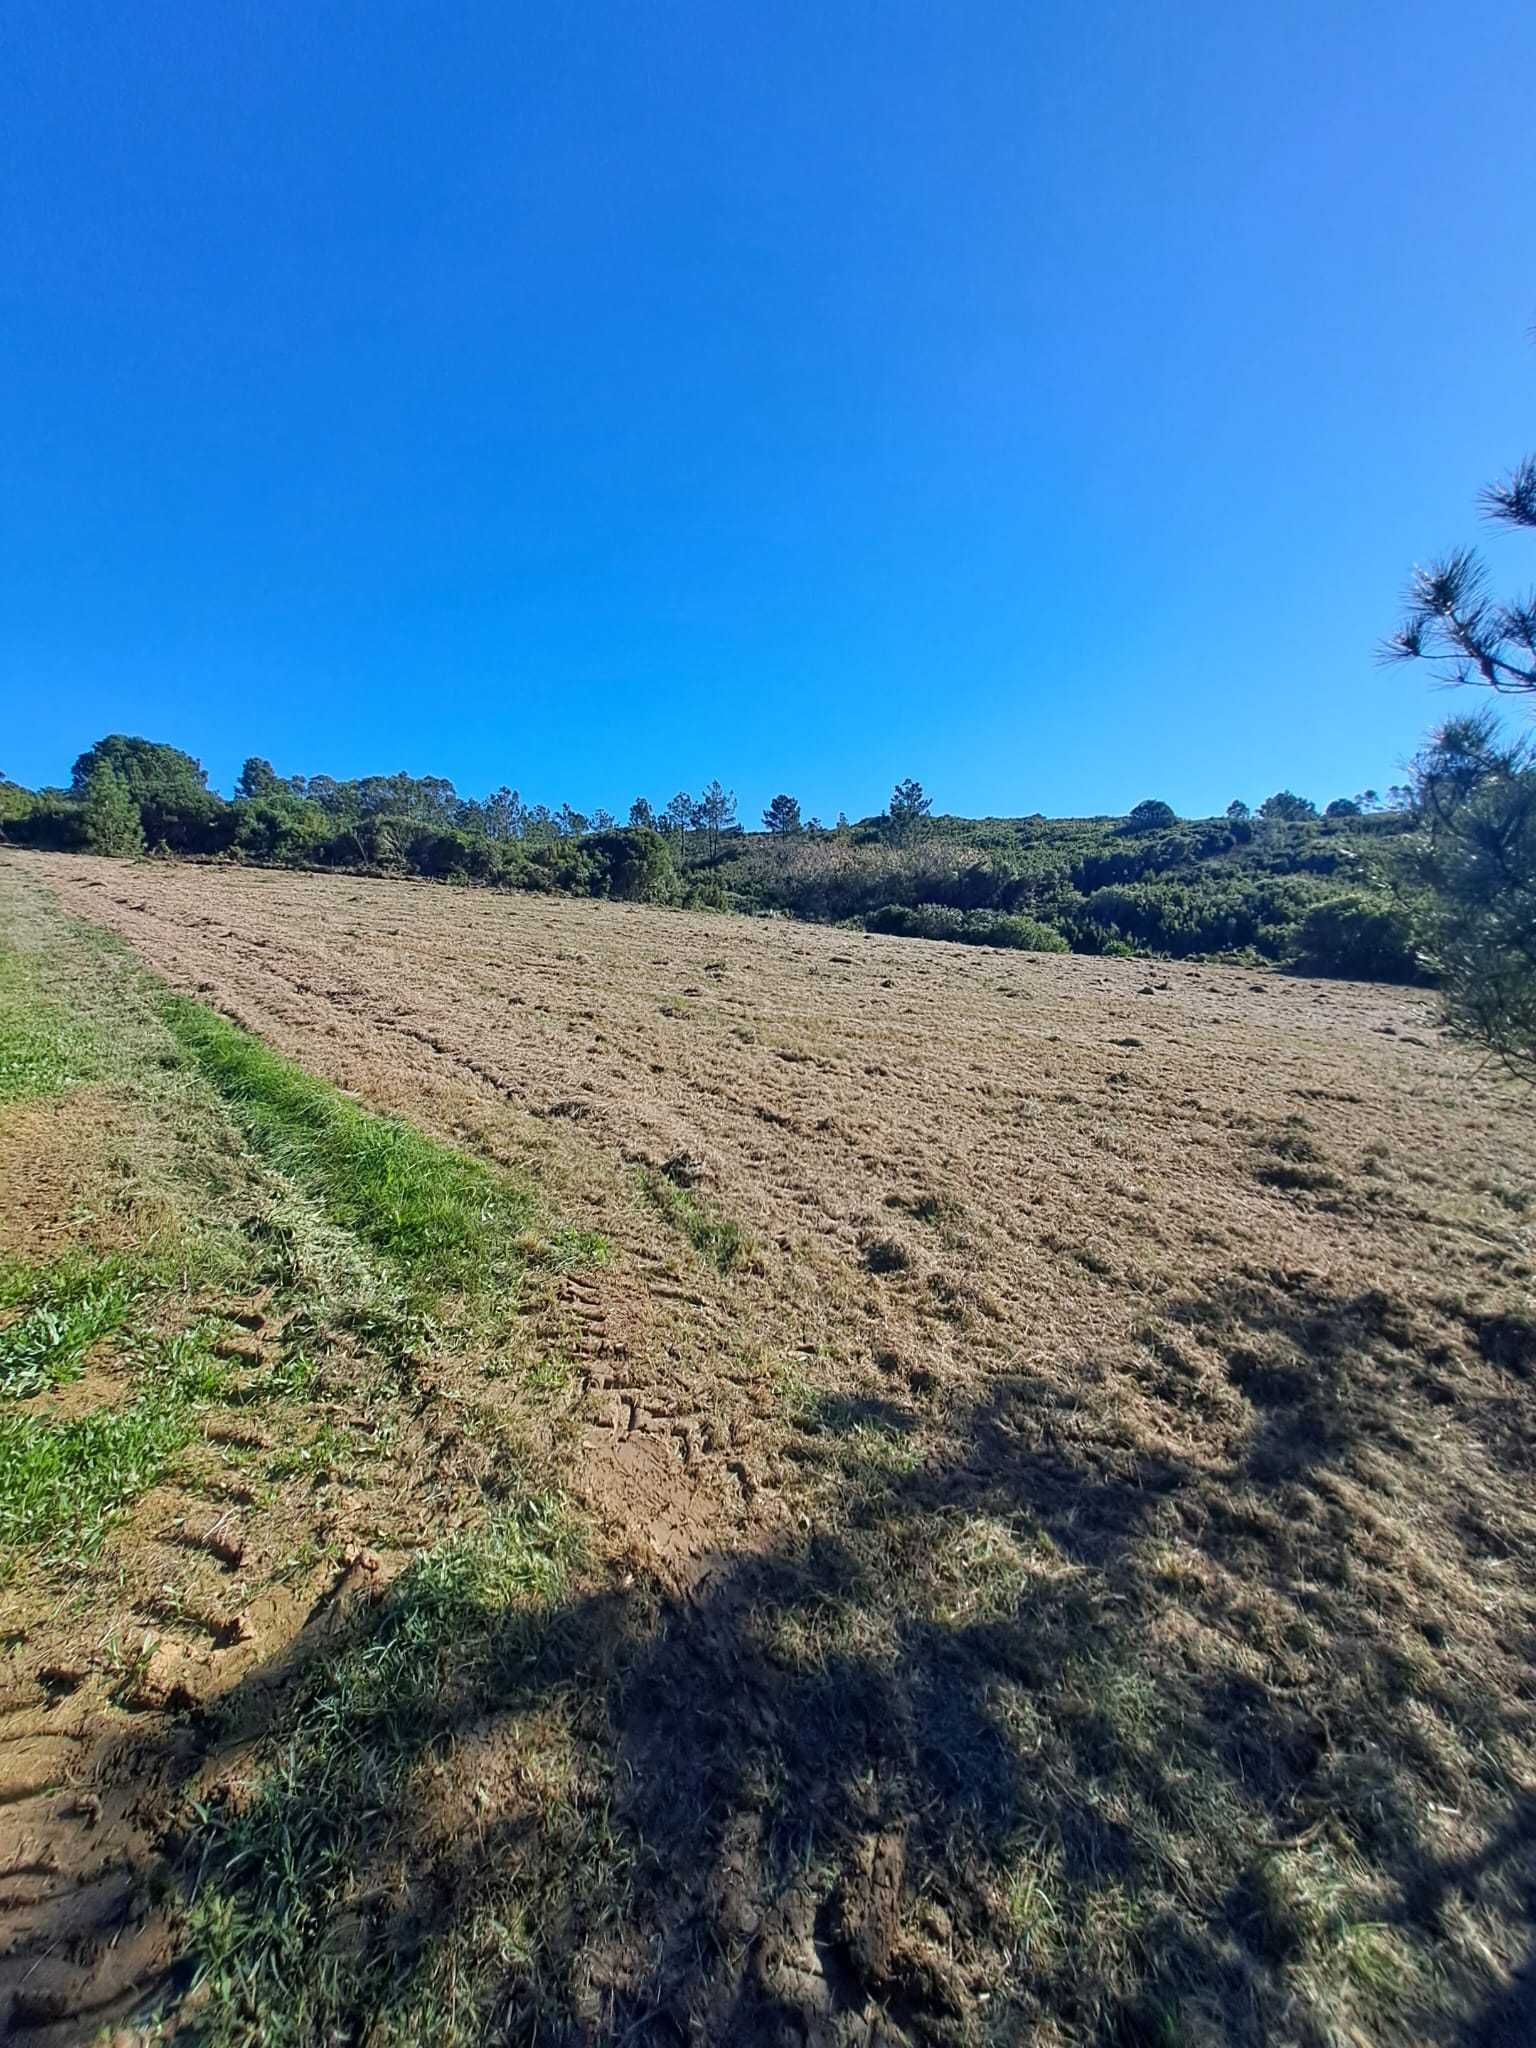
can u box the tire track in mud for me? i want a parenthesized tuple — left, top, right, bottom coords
(0, 1690, 188, 2045)
(0, 1359, 555, 2044)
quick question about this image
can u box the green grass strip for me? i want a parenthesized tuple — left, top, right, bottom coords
(0, 945, 97, 1103)
(0, 1400, 192, 1556)
(0, 1261, 140, 1400)
(161, 997, 540, 1298)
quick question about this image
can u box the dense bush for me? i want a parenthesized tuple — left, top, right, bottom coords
(7, 798, 87, 852)
(72, 735, 224, 851)
(228, 793, 331, 864)
(82, 763, 145, 855)
(580, 828, 677, 902)
(1079, 877, 1319, 959)
(1122, 799, 1177, 833)
(866, 903, 1069, 951)
(0, 778, 37, 829)
(1289, 893, 1423, 981)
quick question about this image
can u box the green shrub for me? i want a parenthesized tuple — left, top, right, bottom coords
(1122, 799, 1177, 833)
(581, 827, 678, 902)
(1290, 893, 1422, 983)
(6, 798, 88, 852)
(865, 903, 1068, 951)
(82, 762, 145, 855)
(1080, 877, 1317, 959)
(230, 793, 331, 864)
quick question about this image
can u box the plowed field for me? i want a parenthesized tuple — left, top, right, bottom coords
(5, 849, 1535, 2048)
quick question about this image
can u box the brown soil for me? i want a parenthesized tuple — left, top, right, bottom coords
(6, 852, 1536, 2045)
(0, 1089, 137, 1263)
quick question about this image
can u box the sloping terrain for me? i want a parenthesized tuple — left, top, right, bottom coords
(3, 849, 1534, 2047)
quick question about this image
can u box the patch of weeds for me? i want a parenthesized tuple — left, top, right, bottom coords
(1264, 1128, 1325, 1165)
(1255, 1127, 1342, 1195)
(523, 1353, 575, 1396)
(773, 1355, 818, 1422)
(0, 1400, 192, 1559)
(0, 1256, 141, 1399)
(637, 1167, 749, 1272)
(922, 1513, 1055, 1626)
(245, 1349, 321, 1402)
(532, 1225, 611, 1274)
(1331, 1919, 1415, 2000)
(186, 1498, 585, 2045)
(884, 1188, 963, 1229)
(238, 1208, 378, 1306)
(791, 1392, 921, 1480)
(754, 1591, 901, 1677)
(0, 1302, 240, 1557)
(149, 1322, 238, 1402)
(800, 1390, 912, 1437)
(1238, 1839, 1392, 1984)
(162, 997, 545, 1300)
(1471, 1309, 1536, 1376)
(1257, 1162, 1344, 1195)
(266, 1420, 353, 1482)
(836, 1420, 922, 1477)
(0, 943, 97, 1102)
(1001, 1838, 1065, 1968)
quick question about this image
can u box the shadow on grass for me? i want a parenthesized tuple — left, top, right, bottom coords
(9, 1268, 1535, 2047)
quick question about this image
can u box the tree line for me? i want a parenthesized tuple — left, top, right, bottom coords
(1, 734, 1396, 871)
(0, 745, 965, 909)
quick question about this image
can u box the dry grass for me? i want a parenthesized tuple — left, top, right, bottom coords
(5, 850, 1536, 2047)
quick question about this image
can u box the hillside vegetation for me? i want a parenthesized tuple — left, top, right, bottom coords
(2, 737, 1424, 981)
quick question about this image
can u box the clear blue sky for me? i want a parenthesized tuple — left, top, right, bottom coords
(4, 1, 1533, 821)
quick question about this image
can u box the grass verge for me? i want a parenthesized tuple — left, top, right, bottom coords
(161, 996, 547, 1302)
(161, 997, 605, 1309)
(0, 941, 96, 1101)
(2, 869, 630, 2045)
(0, 1253, 142, 1398)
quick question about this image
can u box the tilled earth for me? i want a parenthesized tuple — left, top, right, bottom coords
(7, 850, 1536, 2046)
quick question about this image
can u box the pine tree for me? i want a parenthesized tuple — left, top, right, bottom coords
(762, 793, 802, 834)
